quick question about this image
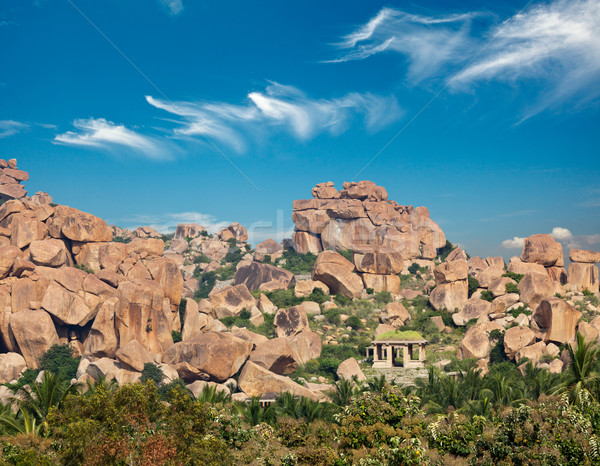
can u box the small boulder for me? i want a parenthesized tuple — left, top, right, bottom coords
(336, 357, 366, 381)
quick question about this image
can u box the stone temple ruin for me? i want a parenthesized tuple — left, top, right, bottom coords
(367, 338, 428, 369)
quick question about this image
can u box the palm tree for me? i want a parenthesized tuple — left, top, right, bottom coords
(365, 374, 387, 393)
(84, 374, 118, 396)
(10, 371, 80, 434)
(327, 378, 356, 407)
(522, 362, 563, 400)
(565, 332, 599, 404)
(196, 384, 231, 404)
(234, 397, 277, 426)
(0, 405, 41, 436)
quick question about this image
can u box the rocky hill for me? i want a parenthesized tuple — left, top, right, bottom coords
(0, 164, 599, 408)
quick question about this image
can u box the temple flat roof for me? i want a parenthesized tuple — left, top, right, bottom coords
(371, 339, 428, 345)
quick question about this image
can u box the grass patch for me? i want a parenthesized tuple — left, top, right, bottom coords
(376, 330, 424, 341)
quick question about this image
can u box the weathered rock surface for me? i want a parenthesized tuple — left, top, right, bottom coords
(274, 306, 309, 338)
(234, 261, 294, 292)
(10, 310, 58, 368)
(209, 284, 255, 319)
(533, 297, 582, 344)
(452, 298, 492, 326)
(249, 338, 299, 375)
(570, 249, 600, 264)
(238, 361, 319, 400)
(312, 250, 363, 298)
(520, 234, 564, 267)
(164, 332, 253, 382)
(336, 357, 366, 381)
(380, 302, 410, 328)
(568, 262, 599, 293)
(116, 340, 155, 372)
(518, 272, 555, 312)
(504, 326, 536, 359)
(0, 352, 27, 383)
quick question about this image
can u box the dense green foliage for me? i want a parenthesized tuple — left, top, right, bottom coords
(274, 248, 317, 274)
(3, 334, 600, 464)
(39, 344, 80, 381)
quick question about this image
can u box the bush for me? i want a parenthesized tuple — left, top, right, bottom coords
(275, 249, 317, 274)
(366, 287, 374, 295)
(239, 308, 252, 319)
(505, 282, 520, 294)
(339, 250, 353, 262)
(324, 308, 341, 325)
(373, 291, 393, 306)
(112, 236, 131, 243)
(468, 276, 480, 298)
(306, 288, 328, 304)
(140, 363, 164, 386)
(408, 263, 421, 275)
(39, 344, 80, 380)
(480, 290, 494, 302)
(74, 264, 94, 274)
(345, 315, 362, 330)
(264, 288, 303, 308)
(193, 254, 211, 264)
(334, 294, 352, 307)
(194, 271, 217, 299)
(172, 331, 182, 343)
(437, 240, 456, 262)
(502, 271, 525, 283)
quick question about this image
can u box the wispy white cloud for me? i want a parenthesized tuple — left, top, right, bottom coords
(123, 212, 229, 235)
(159, 0, 183, 16)
(452, 0, 600, 117)
(54, 118, 167, 159)
(325, 7, 478, 82)
(146, 82, 402, 152)
(0, 120, 28, 138)
(502, 236, 525, 249)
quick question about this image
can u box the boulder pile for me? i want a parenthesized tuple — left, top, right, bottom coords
(0, 159, 28, 200)
(292, 180, 445, 294)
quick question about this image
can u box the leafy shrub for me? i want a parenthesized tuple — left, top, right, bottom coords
(40, 344, 80, 380)
(437, 240, 456, 262)
(264, 288, 303, 308)
(502, 271, 525, 283)
(334, 294, 352, 307)
(480, 290, 494, 302)
(345, 315, 362, 330)
(275, 249, 317, 274)
(509, 305, 531, 318)
(179, 297, 187, 325)
(489, 330, 508, 364)
(373, 291, 393, 306)
(194, 271, 217, 299)
(140, 363, 164, 386)
(505, 282, 520, 294)
(222, 247, 244, 266)
(112, 236, 131, 243)
(239, 308, 252, 319)
(172, 331, 182, 343)
(324, 308, 341, 325)
(306, 288, 328, 304)
(366, 287, 374, 295)
(468, 275, 480, 297)
(193, 254, 211, 264)
(339, 249, 353, 262)
(408, 263, 421, 275)
(216, 265, 236, 280)
(74, 264, 94, 274)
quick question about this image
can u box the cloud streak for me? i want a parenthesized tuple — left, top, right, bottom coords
(54, 118, 167, 159)
(159, 0, 183, 16)
(146, 82, 402, 152)
(0, 120, 28, 138)
(325, 7, 478, 82)
(453, 0, 600, 118)
(329, 1, 600, 116)
(502, 226, 600, 250)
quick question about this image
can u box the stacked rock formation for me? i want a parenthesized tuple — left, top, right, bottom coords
(568, 249, 600, 293)
(292, 181, 445, 293)
(508, 234, 567, 283)
(0, 159, 28, 200)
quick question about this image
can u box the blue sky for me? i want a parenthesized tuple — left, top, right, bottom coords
(1, 0, 599, 259)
